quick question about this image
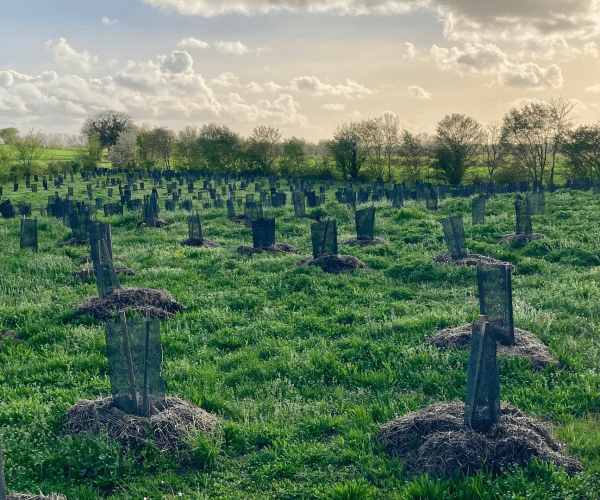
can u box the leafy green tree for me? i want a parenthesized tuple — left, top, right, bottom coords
(397, 130, 430, 182)
(108, 128, 138, 170)
(75, 133, 103, 171)
(81, 109, 133, 155)
(147, 127, 176, 170)
(174, 125, 201, 169)
(432, 113, 483, 185)
(12, 129, 49, 179)
(136, 129, 157, 170)
(0, 142, 14, 182)
(0, 127, 19, 145)
(245, 125, 282, 174)
(328, 122, 367, 179)
(197, 124, 242, 172)
(280, 136, 308, 175)
(561, 122, 600, 181)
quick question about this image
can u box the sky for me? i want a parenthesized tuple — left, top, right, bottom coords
(1, 0, 600, 143)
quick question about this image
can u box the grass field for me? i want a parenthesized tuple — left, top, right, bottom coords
(0, 177, 599, 499)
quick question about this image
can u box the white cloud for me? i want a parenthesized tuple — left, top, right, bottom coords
(320, 103, 346, 111)
(213, 40, 269, 55)
(407, 85, 432, 99)
(245, 82, 264, 93)
(289, 76, 374, 98)
(431, 42, 564, 89)
(157, 51, 194, 74)
(404, 42, 419, 59)
(211, 72, 240, 87)
(264, 81, 284, 92)
(141, 0, 415, 17)
(177, 37, 210, 49)
(51, 38, 99, 72)
(101, 16, 118, 26)
(585, 84, 600, 93)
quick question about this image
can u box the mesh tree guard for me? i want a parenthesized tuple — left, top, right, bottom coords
(464, 316, 500, 432)
(20, 218, 38, 252)
(515, 198, 533, 235)
(143, 195, 159, 226)
(477, 263, 514, 346)
(311, 219, 338, 258)
(527, 191, 545, 215)
(440, 215, 467, 259)
(293, 192, 305, 217)
(425, 188, 438, 210)
(89, 222, 121, 298)
(0, 200, 16, 218)
(252, 218, 276, 249)
(355, 206, 375, 240)
(187, 213, 203, 244)
(69, 212, 89, 241)
(227, 198, 236, 219)
(472, 194, 486, 225)
(105, 311, 165, 416)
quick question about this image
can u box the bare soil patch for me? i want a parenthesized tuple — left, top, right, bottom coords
(377, 401, 582, 476)
(77, 287, 183, 320)
(137, 218, 169, 228)
(427, 323, 557, 368)
(180, 238, 221, 248)
(236, 243, 297, 256)
(339, 237, 388, 247)
(62, 395, 220, 453)
(433, 253, 515, 271)
(296, 254, 371, 274)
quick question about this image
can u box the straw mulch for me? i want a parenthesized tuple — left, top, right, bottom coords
(339, 237, 388, 247)
(426, 323, 557, 368)
(59, 238, 89, 247)
(499, 233, 545, 245)
(137, 218, 169, 228)
(296, 254, 371, 274)
(236, 243, 297, 256)
(77, 287, 183, 320)
(8, 494, 67, 500)
(377, 401, 582, 477)
(180, 238, 221, 248)
(72, 267, 136, 279)
(62, 395, 221, 454)
(433, 253, 515, 271)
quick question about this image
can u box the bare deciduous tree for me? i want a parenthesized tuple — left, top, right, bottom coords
(397, 130, 430, 182)
(548, 96, 577, 185)
(481, 121, 506, 180)
(381, 112, 401, 181)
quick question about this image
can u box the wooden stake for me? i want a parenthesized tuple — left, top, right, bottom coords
(120, 311, 138, 414)
(142, 309, 150, 417)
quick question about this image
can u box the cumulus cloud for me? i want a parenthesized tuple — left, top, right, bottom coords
(141, 0, 416, 17)
(245, 82, 264, 93)
(264, 81, 284, 92)
(585, 84, 600, 93)
(177, 37, 210, 49)
(211, 72, 240, 87)
(404, 42, 419, 59)
(214, 40, 269, 55)
(101, 16, 118, 26)
(407, 85, 432, 99)
(50, 38, 100, 72)
(320, 103, 346, 110)
(289, 76, 374, 98)
(431, 42, 564, 89)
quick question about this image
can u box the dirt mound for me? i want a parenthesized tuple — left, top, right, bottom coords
(296, 254, 371, 274)
(377, 401, 582, 477)
(58, 238, 89, 247)
(499, 233, 545, 245)
(62, 395, 220, 454)
(72, 267, 136, 279)
(339, 237, 388, 247)
(137, 218, 169, 228)
(8, 494, 67, 500)
(427, 323, 557, 368)
(433, 253, 515, 271)
(77, 287, 183, 320)
(236, 243, 297, 256)
(180, 238, 221, 248)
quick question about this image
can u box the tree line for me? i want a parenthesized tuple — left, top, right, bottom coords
(1, 96, 599, 185)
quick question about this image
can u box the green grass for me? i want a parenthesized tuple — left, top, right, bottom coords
(0, 177, 600, 499)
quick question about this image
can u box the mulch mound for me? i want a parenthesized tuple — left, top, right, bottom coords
(230, 215, 246, 223)
(426, 323, 557, 368)
(296, 254, 371, 274)
(72, 267, 136, 279)
(59, 238, 89, 247)
(499, 233, 545, 245)
(77, 287, 183, 320)
(62, 395, 221, 454)
(433, 253, 515, 271)
(339, 237, 388, 247)
(137, 218, 169, 228)
(8, 494, 67, 500)
(180, 238, 221, 248)
(236, 243, 297, 256)
(377, 401, 582, 477)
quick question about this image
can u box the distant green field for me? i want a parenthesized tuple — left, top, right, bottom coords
(0, 177, 599, 499)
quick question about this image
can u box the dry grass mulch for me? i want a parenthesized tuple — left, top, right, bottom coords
(426, 323, 557, 368)
(236, 243, 297, 256)
(499, 233, 546, 245)
(72, 267, 136, 279)
(180, 238, 221, 248)
(77, 287, 183, 320)
(230, 215, 246, 223)
(62, 395, 221, 454)
(339, 236, 388, 247)
(58, 238, 89, 247)
(377, 401, 582, 477)
(136, 218, 169, 228)
(296, 254, 371, 274)
(433, 252, 515, 271)
(8, 494, 67, 500)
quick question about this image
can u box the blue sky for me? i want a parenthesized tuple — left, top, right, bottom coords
(1, 0, 599, 143)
